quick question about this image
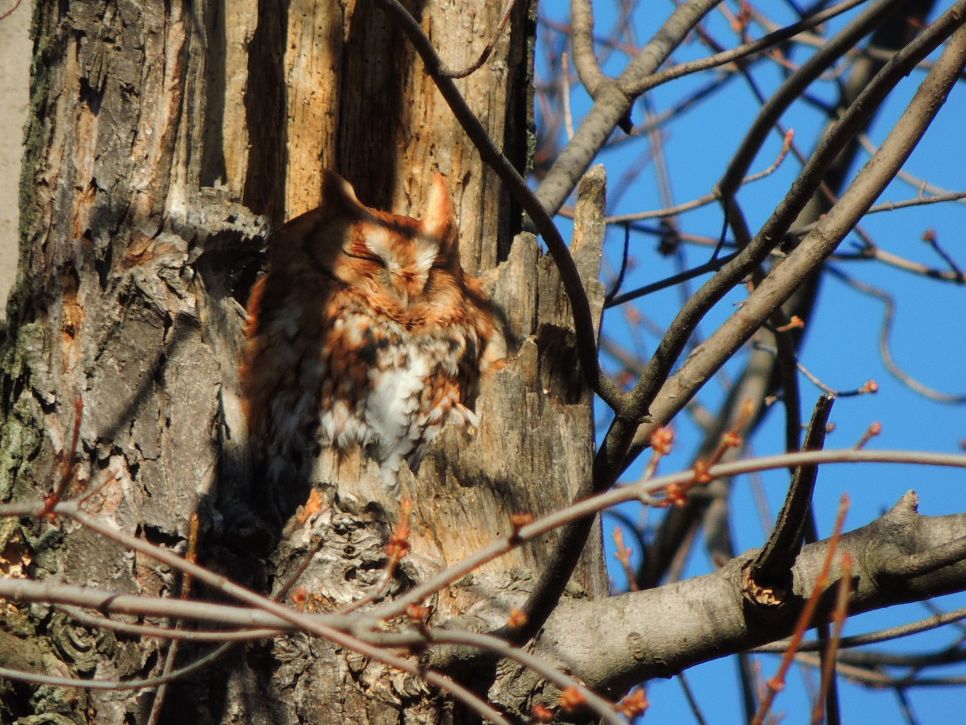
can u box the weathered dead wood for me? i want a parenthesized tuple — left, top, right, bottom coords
(0, 1, 602, 722)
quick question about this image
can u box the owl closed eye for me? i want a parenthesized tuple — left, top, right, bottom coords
(241, 170, 505, 496)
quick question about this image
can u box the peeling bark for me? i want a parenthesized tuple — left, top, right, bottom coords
(0, 2, 604, 722)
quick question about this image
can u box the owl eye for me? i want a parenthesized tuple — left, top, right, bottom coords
(344, 250, 386, 267)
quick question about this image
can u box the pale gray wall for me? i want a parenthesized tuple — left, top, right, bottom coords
(0, 1, 31, 319)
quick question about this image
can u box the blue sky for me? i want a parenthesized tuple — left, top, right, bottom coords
(535, 3, 966, 721)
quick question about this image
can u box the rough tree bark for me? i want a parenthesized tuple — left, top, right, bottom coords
(0, 1, 605, 722)
(5, 2, 965, 724)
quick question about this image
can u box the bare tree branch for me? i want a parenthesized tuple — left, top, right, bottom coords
(628, 9, 966, 458)
(536, 0, 723, 216)
(374, 0, 624, 409)
(758, 606, 966, 652)
(537, 492, 966, 696)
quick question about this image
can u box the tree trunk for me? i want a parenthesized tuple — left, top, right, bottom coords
(0, 1, 604, 722)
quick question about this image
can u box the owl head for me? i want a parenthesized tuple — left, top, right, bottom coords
(282, 170, 464, 306)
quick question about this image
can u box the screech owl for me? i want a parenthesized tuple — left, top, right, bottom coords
(241, 171, 505, 495)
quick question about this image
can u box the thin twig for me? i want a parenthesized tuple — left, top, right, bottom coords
(756, 606, 966, 652)
(429, 629, 625, 725)
(365, 448, 966, 621)
(604, 224, 632, 303)
(778, 651, 966, 688)
(612, 527, 639, 592)
(537, 16, 639, 58)
(45, 398, 83, 514)
(857, 132, 966, 202)
(560, 51, 575, 140)
(0, 0, 23, 23)
(813, 553, 853, 725)
(922, 229, 965, 280)
(677, 670, 709, 725)
(605, 129, 793, 223)
(628, 0, 870, 96)
(826, 266, 966, 403)
(147, 512, 201, 724)
(605, 250, 739, 307)
(56, 605, 278, 641)
(440, 0, 519, 78)
(753, 342, 878, 398)
(0, 644, 236, 691)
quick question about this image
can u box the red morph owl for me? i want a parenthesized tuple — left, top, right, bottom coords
(241, 171, 505, 492)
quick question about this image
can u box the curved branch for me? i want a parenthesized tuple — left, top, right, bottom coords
(750, 395, 834, 591)
(363, 448, 966, 622)
(538, 492, 966, 696)
(756, 606, 966, 651)
(570, 0, 607, 95)
(439, 0, 519, 79)
(627, 8, 966, 458)
(827, 265, 966, 402)
(717, 0, 900, 198)
(535, 0, 723, 216)
(629, 0, 870, 96)
(374, 0, 623, 409)
(620, 0, 962, 444)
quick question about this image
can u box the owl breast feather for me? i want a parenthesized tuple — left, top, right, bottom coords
(242, 170, 503, 492)
(319, 309, 480, 485)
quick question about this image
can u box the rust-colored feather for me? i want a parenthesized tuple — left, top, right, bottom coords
(241, 171, 505, 495)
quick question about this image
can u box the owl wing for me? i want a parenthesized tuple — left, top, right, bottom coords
(241, 200, 363, 484)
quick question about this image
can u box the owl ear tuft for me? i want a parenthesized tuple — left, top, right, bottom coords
(321, 170, 365, 214)
(420, 173, 455, 242)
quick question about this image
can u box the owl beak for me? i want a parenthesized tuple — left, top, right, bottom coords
(390, 276, 410, 305)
